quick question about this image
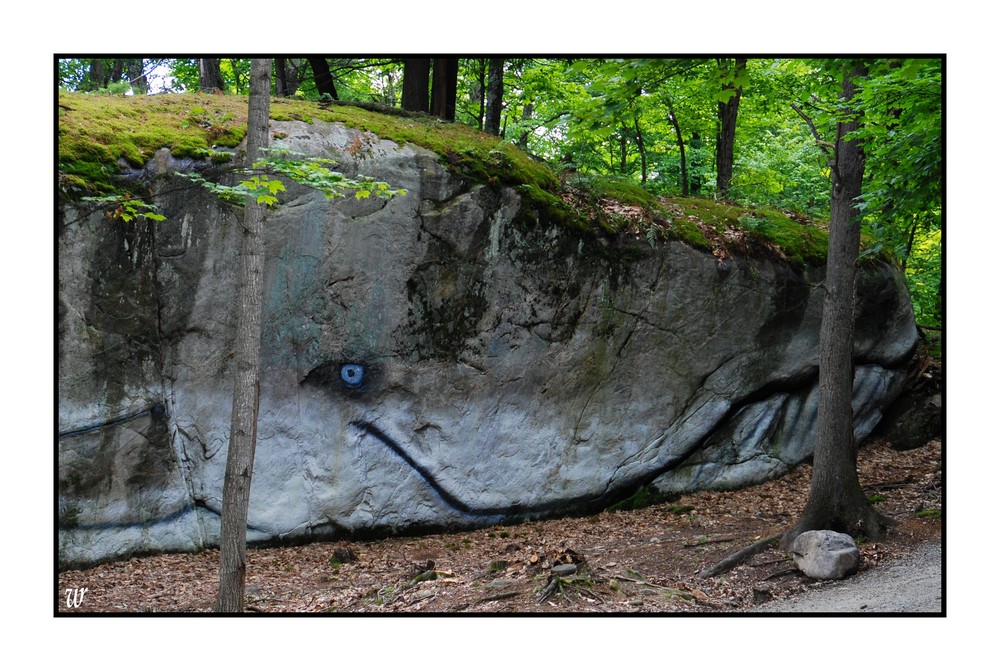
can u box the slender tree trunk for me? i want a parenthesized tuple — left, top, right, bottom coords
(484, 58, 505, 136)
(715, 58, 746, 198)
(665, 96, 688, 196)
(619, 130, 628, 174)
(517, 102, 534, 150)
(308, 57, 338, 100)
(781, 63, 892, 548)
(215, 58, 271, 613)
(634, 116, 648, 184)
(431, 57, 459, 120)
(402, 58, 431, 113)
(199, 58, 225, 92)
(473, 59, 487, 130)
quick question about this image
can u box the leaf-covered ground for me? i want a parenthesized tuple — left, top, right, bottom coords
(57, 439, 940, 614)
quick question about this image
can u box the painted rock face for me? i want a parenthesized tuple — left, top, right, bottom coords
(58, 122, 917, 567)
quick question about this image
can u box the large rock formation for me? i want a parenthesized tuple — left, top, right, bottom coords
(58, 119, 918, 568)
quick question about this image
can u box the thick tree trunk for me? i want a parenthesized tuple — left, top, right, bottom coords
(215, 58, 271, 613)
(431, 58, 459, 120)
(308, 57, 338, 100)
(275, 58, 293, 97)
(715, 58, 746, 198)
(402, 58, 431, 113)
(199, 58, 225, 92)
(484, 58, 505, 136)
(781, 63, 892, 548)
(126, 59, 147, 94)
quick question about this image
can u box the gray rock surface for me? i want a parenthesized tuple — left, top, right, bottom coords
(750, 540, 942, 613)
(57, 119, 919, 567)
(790, 530, 861, 580)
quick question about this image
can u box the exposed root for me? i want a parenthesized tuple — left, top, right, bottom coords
(698, 532, 784, 578)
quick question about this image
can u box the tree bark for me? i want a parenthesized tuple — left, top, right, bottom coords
(517, 102, 534, 150)
(664, 96, 689, 196)
(402, 58, 431, 113)
(199, 58, 225, 92)
(781, 63, 892, 548)
(215, 58, 271, 613)
(484, 58, 505, 136)
(275, 58, 292, 97)
(431, 58, 459, 120)
(126, 59, 147, 94)
(308, 57, 338, 100)
(634, 116, 648, 184)
(715, 58, 746, 198)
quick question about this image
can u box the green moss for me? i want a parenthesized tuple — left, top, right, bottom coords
(58, 92, 842, 269)
(661, 197, 829, 267)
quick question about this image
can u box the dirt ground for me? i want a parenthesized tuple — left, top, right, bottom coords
(57, 438, 941, 614)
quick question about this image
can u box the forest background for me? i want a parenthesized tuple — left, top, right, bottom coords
(57, 56, 942, 331)
(11, 3, 995, 669)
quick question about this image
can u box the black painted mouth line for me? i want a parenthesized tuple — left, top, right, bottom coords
(350, 419, 697, 519)
(352, 419, 577, 517)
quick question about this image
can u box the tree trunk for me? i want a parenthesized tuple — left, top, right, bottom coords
(126, 59, 147, 94)
(199, 58, 225, 92)
(402, 58, 430, 113)
(619, 129, 628, 174)
(275, 58, 292, 97)
(517, 102, 534, 150)
(484, 58, 505, 136)
(715, 58, 746, 198)
(781, 63, 892, 548)
(308, 57, 338, 100)
(634, 116, 648, 184)
(215, 58, 271, 613)
(431, 58, 459, 120)
(665, 96, 688, 196)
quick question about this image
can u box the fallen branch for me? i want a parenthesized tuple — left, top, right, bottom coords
(698, 532, 783, 578)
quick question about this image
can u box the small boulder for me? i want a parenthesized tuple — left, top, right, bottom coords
(790, 530, 860, 580)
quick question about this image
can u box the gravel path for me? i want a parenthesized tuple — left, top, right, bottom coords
(748, 539, 942, 613)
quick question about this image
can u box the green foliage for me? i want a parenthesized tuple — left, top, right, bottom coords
(57, 57, 940, 319)
(177, 148, 406, 207)
(80, 195, 165, 222)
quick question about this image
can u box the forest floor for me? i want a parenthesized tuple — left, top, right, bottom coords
(57, 438, 941, 615)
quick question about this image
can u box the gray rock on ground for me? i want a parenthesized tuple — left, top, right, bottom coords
(791, 530, 861, 580)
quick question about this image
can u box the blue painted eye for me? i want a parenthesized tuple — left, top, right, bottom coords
(340, 363, 365, 388)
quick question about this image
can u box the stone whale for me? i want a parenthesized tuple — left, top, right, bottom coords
(57, 119, 917, 567)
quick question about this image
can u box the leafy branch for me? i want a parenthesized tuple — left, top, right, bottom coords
(177, 147, 406, 207)
(80, 195, 166, 222)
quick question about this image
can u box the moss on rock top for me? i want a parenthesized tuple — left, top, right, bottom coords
(58, 90, 830, 267)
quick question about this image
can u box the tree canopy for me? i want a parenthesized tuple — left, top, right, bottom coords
(57, 56, 943, 330)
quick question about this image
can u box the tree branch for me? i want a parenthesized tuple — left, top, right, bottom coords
(790, 104, 834, 154)
(791, 103, 842, 188)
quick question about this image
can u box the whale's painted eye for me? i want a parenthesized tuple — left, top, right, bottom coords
(340, 363, 366, 388)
